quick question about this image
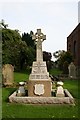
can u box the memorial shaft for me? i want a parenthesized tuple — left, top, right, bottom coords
(37, 38, 43, 62)
(32, 29, 46, 62)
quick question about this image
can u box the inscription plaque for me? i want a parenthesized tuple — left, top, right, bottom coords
(34, 84, 44, 95)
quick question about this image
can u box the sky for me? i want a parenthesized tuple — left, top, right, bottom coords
(78, 1, 80, 22)
(0, 0, 79, 60)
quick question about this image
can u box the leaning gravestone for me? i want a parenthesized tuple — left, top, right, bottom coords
(2, 64, 14, 86)
(28, 29, 51, 97)
(68, 62, 76, 79)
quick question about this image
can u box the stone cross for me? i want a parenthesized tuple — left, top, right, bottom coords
(32, 29, 46, 62)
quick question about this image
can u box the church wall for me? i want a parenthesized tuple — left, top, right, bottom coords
(67, 23, 80, 77)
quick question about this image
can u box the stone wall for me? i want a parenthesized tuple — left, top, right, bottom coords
(67, 23, 80, 77)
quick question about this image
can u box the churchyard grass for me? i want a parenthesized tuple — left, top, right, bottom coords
(2, 69, 79, 118)
(49, 68, 62, 75)
(14, 71, 29, 83)
(0, 88, 2, 120)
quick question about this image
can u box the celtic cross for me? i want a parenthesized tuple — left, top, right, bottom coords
(32, 29, 46, 62)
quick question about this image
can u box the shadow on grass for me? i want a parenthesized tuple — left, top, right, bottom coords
(3, 87, 28, 103)
(14, 69, 31, 74)
(3, 87, 17, 103)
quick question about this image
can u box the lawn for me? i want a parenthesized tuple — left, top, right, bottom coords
(0, 88, 2, 120)
(14, 71, 29, 83)
(49, 68, 62, 76)
(2, 69, 79, 119)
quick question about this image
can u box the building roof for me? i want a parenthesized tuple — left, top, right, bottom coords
(67, 23, 80, 38)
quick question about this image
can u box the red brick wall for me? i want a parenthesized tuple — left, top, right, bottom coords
(67, 23, 80, 76)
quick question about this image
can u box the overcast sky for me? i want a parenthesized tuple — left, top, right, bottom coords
(0, 0, 79, 60)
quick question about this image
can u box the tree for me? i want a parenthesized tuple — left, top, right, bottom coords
(0, 19, 8, 29)
(43, 51, 52, 71)
(53, 50, 65, 60)
(22, 31, 35, 48)
(2, 28, 28, 70)
(22, 31, 36, 66)
(63, 61, 69, 74)
(53, 50, 73, 72)
(26, 46, 36, 66)
(2, 27, 36, 71)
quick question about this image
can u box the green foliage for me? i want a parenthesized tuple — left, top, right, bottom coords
(2, 29, 21, 44)
(26, 46, 36, 66)
(58, 51, 73, 71)
(63, 61, 69, 74)
(0, 19, 8, 29)
(60, 51, 73, 63)
(2, 24, 54, 71)
(2, 28, 36, 71)
(54, 50, 73, 73)
(22, 32, 35, 48)
(22, 32, 36, 66)
(2, 28, 28, 70)
(53, 50, 65, 59)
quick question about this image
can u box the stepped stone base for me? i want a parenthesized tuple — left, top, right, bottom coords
(29, 62, 49, 80)
(9, 89, 75, 105)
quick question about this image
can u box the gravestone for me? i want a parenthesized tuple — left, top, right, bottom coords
(16, 82, 25, 97)
(28, 29, 51, 97)
(56, 81, 65, 97)
(56, 86, 65, 97)
(2, 64, 14, 86)
(68, 62, 76, 79)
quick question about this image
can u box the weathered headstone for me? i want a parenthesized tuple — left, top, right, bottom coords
(16, 82, 25, 96)
(56, 81, 65, 97)
(68, 62, 76, 79)
(56, 86, 65, 97)
(2, 64, 14, 86)
(28, 29, 51, 97)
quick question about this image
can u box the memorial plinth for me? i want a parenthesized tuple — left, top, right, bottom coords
(9, 29, 75, 105)
(28, 29, 51, 97)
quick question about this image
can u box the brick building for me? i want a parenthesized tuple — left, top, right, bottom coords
(67, 23, 80, 77)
